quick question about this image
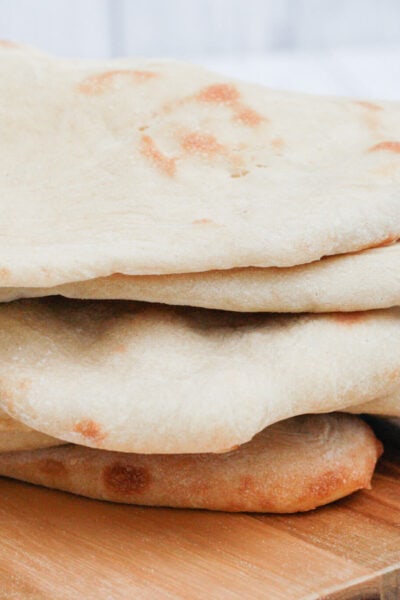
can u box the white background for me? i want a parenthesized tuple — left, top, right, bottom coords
(0, 0, 399, 98)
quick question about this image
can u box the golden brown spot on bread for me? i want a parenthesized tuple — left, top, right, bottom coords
(332, 312, 366, 325)
(39, 459, 67, 477)
(271, 137, 285, 150)
(225, 444, 240, 453)
(131, 71, 157, 81)
(113, 344, 127, 353)
(196, 84, 264, 127)
(369, 141, 400, 154)
(181, 132, 225, 156)
(371, 234, 397, 248)
(351, 235, 398, 254)
(357, 235, 398, 252)
(212, 444, 239, 454)
(17, 379, 31, 391)
(73, 419, 105, 442)
(103, 463, 151, 495)
(306, 469, 348, 503)
(0, 268, 10, 280)
(354, 100, 383, 112)
(234, 106, 264, 126)
(181, 133, 247, 174)
(196, 83, 240, 104)
(192, 218, 214, 225)
(230, 169, 249, 178)
(0, 40, 17, 48)
(77, 70, 158, 94)
(389, 369, 400, 383)
(353, 102, 383, 134)
(140, 135, 176, 177)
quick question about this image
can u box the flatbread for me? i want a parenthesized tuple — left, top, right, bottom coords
(1, 44, 400, 289)
(0, 414, 382, 513)
(0, 298, 399, 454)
(348, 391, 400, 416)
(1, 242, 400, 312)
(0, 408, 63, 452)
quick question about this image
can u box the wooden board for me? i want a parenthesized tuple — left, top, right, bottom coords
(1, 446, 400, 599)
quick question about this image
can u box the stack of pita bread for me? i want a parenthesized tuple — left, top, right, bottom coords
(0, 42, 399, 512)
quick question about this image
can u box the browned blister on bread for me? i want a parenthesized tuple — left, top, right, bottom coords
(1, 45, 400, 293)
(0, 414, 382, 513)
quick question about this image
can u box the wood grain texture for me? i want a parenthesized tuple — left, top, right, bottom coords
(0, 447, 399, 599)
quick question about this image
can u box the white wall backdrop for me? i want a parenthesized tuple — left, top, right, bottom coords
(0, 0, 399, 98)
(0, 0, 111, 57)
(0, 0, 399, 58)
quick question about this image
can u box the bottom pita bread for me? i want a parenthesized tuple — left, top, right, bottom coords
(0, 413, 382, 513)
(0, 409, 63, 452)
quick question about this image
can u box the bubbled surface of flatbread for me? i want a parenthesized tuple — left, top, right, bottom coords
(0, 298, 399, 453)
(1, 43, 400, 289)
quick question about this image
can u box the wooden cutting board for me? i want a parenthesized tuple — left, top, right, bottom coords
(1, 445, 400, 599)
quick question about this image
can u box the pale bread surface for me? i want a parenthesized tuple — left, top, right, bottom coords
(0, 299, 399, 453)
(2, 242, 400, 312)
(1, 44, 400, 289)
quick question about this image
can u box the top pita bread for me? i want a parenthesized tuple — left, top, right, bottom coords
(1, 43, 400, 289)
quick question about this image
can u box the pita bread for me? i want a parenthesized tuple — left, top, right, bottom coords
(1, 44, 400, 289)
(348, 391, 400, 416)
(0, 414, 382, 513)
(1, 242, 400, 312)
(0, 408, 63, 452)
(0, 299, 399, 454)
